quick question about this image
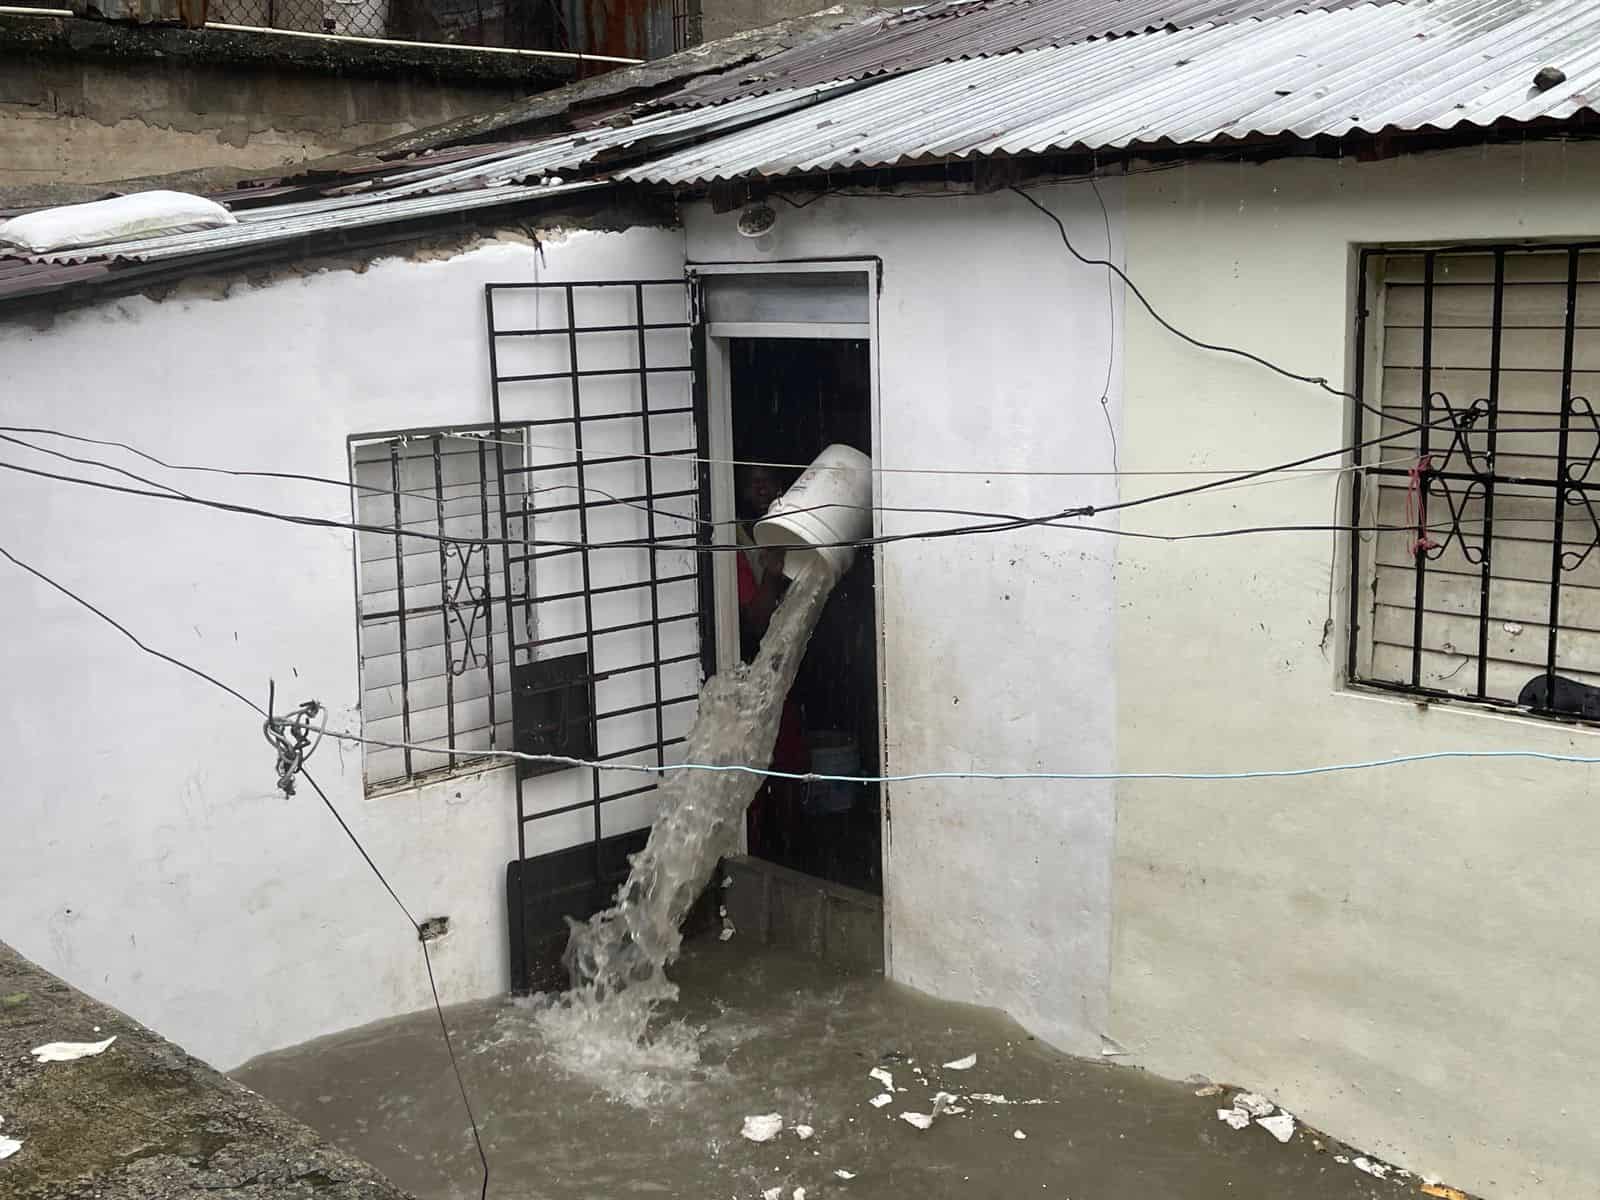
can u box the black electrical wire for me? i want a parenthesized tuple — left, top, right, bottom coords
(1011, 186, 1417, 432)
(0, 414, 1496, 558)
(0, 540, 492, 1200)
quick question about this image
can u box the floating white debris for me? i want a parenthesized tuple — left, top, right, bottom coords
(0, 1135, 20, 1161)
(1230, 1092, 1275, 1118)
(1334, 1155, 1351, 1165)
(1217, 1107, 1251, 1131)
(967, 1093, 1049, 1106)
(719, 926, 736, 942)
(942, 1053, 977, 1070)
(1352, 1156, 1390, 1179)
(793, 1189, 806, 1200)
(1193, 1083, 1223, 1097)
(1257, 1112, 1296, 1143)
(869, 1093, 892, 1108)
(763, 1188, 783, 1200)
(795, 1125, 814, 1141)
(869, 1067, 894, 1089)
(900, 1112, 934, 1130)
(1013, 1130, 1028, 1140)
(741, 1114, 784, 1143)
(834, 1169, 856, 1180)
(31, 1035, 116, 1062)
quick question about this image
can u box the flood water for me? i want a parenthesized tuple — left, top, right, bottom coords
(236, 938, 1417, 1200)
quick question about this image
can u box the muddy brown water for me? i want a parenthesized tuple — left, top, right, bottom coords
(235, 938, 1417, 1200)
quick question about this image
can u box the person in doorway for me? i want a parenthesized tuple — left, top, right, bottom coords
(736, 463, 809, 865)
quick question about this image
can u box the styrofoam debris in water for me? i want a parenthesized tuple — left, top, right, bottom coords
(30, 1035, 116, 1062)
(793, 1189, 806, 1200)
(1230, 1092, 1275, 1118)
(834, 1169, 856, 1180)
(1217, 1107, 1252, 1130)
(942, 1053, 977, 1070)
(795, 1125, 814, 1140)
(899, 1111, 934, 1130)
(0, 1135, 21, 1161)
(1353, 1156, 1390, 1179)
(764, 1188, 783, 1200)
(719, 927, 735, 941)
(1257, 1112, 1296, 1143)
(869, 1093, 892, 1108)
(968, 1093, 1047, 1106)
(868, 1067, 894, 1089)
(1013, 1130, 1028, 1140)
(1193, 1083, 1224, 1097)
(741, 1114, 784, 1142)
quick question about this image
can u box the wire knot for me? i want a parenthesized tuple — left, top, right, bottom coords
(263, 684, 326, 797)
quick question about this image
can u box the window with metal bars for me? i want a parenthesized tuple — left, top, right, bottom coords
(1348, 244, 1600, 723)
(352, 430, 523, 790)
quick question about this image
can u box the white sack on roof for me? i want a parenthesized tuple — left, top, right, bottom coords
(0, 191, 235, 254)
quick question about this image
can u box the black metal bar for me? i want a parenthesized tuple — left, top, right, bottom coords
(517, 405, 695, 430)
(1545, 247, 1582, 698)
(689, 279, 718, 683)
(489, 280, 688, 291)
(486, 283, 527, 992)
(493, 321, 692, 337)
(595, 736, 688, 762)
(520, 488, 533, 654)
(1475, 250, 1506, 698)
(518, 610, 698, 652)
(562, 284, 607, 887)
(1347, 249, 1371, 685)
(593, 651, 701, 680)
(519, 781, 663, 823)
(595, 693, 699, 722)
(635, 283, 669, 782)
(390, 444, 413, 780)
(432, 437, 458, 766)
(477, 438, 499, 747)
(502, 448, 697, 476)
(504, 448, 698, 474)
(506, 572, 699, 608)
(1368, 466, 1587, 489)
(1410, 252, 1436, 688)
(519, 485, 698, 520)
(495, 365, 693, 384)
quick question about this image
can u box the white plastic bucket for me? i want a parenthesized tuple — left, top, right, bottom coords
(753, 443, 873, 580)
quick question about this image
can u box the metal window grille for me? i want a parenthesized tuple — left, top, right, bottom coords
(485, 278, 706, 980)
(352, 431, 522, 789)
(1348, 244, 1600, 722)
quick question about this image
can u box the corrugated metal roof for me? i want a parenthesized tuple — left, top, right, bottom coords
(339, 80, 855, 199)
(665, 0, 1388, 108)
(625, 0, 1600, 182)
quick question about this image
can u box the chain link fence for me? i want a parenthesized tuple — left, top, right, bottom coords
(207, 0, 692, 53)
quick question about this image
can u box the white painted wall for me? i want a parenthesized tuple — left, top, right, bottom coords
(685, 184, 1125, 1055)
(1114, 141, 1600, 1198)
(0, 225, 688, 1069)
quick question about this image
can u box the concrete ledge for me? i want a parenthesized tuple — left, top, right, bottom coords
(721, 854, 883, 974)
(0, 11, 577, 84)
(0, 941, 416, 1199)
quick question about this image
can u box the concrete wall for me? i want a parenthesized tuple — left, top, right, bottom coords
(696, 0, 831, 44)
(1113, 141, 1600, 1199)
(684, 184, 1125, 1057)
(0, 14, 562, 193)
(0, 224, 687, 1069)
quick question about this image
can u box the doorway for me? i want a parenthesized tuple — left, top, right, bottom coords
(729, 336, 881, 893)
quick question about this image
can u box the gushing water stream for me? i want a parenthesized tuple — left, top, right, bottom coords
(518, 562, 839, 1080)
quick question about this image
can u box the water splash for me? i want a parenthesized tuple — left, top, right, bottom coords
(519, 562, 839, 1102)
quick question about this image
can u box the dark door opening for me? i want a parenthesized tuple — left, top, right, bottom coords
(731, 337, 880, 894)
